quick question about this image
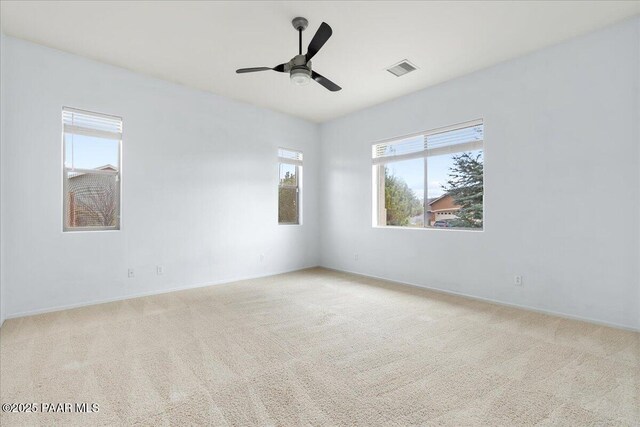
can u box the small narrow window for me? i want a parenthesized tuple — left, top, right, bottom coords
(278, 148, 302, 225)
(62, 107, 122, 231)
(372, 120, 484, 230)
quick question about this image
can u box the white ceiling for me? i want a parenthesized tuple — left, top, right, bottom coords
(1, 1, 639, 123)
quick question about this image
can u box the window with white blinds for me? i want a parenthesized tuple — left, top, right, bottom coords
(62, 107, 122, 231)
(63, 108, 123, 138)
(372, 120, 483, 164)
(372, 120, 484, 230)
(278, 148, 303, 165)
(278, 148, 302, 224)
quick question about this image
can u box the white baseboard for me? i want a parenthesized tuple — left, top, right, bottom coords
(4, 265, 320, 321)
(4, 265, 637, 333)
(319, 266, 639, 332)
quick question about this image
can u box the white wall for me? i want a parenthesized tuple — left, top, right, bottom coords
(637, 19, 640, 330)
(1, 33, 6, 326)
(1, 36, 320, 318)
(319, 18, 640, 330)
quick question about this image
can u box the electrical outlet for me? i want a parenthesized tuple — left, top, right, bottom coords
(514, 275, 523, 286)
(354, 253, 359, 261)
(128, 269, 135, 278)
(156, 266, 163, 275)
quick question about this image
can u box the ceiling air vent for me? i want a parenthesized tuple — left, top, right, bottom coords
(386, 60, 418, 77)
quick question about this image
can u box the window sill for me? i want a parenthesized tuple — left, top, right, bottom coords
(372, 225, 483, 232)
(63, 228, 120, 233)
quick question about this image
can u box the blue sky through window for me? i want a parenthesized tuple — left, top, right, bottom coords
(64, 133, 119, 170)
(385, 149, 483, 201)
(385, 158, 424, 200)
(428, 149, 483, 199)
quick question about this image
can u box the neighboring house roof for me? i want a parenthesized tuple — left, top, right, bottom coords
(427, 194, 454, 207)
(96, 164, 117, 170)
(69, 164, 117, 179)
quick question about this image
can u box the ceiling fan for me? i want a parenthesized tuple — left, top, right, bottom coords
(236, 17, 341, 92)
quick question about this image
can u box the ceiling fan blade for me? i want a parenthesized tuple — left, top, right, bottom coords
(311, 71, 341, 92)
(236, 64, 287, 74)
(236, 67, 272, 73)
(305, 22, 332, 62)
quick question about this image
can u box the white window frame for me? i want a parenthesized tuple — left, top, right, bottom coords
(62, 107, 123, 232)
(278, 148, 303, 225)
(372, 119, 484, 230)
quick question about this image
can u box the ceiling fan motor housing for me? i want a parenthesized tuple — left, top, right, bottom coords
(292, 54, 309, 68)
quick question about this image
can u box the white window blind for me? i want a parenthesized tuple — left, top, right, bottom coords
(372, 120, 483, 164)
(63, 107, 122, 140)
(278, 148, 303, 166)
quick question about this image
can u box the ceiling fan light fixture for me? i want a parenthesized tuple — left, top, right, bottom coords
(290, 67, 311, 86)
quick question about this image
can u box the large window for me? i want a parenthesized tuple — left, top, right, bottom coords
(62, 107, 122, 231)
(278, 148, 302, 225)
(372, 120, 484, 230)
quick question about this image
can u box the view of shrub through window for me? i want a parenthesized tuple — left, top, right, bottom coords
(62, 108, 122, 231)
(278, 148, 302, 224)
(373, 121, 484, 229)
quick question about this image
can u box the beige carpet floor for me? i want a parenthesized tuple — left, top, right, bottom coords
(0, 268, 638, 426)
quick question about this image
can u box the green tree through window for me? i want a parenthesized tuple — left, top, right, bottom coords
(279, 170, 298, 223)
(442, 152, 484, 228)
(384, 167, 423, 226)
